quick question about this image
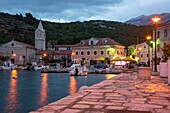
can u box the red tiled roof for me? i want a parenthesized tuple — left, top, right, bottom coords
(15, 41, 36, 49)
(54, 45, 73, 47)
(73, 37, 123, 47)
(36, 50, 72, 55)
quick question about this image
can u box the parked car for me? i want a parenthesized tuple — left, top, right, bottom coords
(128, 61, 137, 68)
(138, 62, 147, 67)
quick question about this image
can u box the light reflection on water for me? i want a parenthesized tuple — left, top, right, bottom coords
(69, 77, 77, 95)
(39, 73, 48, 106)
(5, 70, 18, 113)
(105, 74, 116, 79)
(0, 70, 116, 113)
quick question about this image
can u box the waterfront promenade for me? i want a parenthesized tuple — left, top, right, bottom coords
(30, 72, 170, 113)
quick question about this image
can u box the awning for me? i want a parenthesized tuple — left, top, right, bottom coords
(122, 56, 135, 61)
(112, 56, 122, 61)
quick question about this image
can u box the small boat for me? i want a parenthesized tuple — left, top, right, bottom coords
(69, 64, 88, 76)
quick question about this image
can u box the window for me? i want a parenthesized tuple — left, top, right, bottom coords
(157, 31, 160, 38)
(87, 51, 90, 55)
(141, 54, 143, 58)
(11, 51, 13, 54)
(94, 51, 97, 55)
(91, 41, 94, 45)
(80, 41, 84, 45)
(144, 46, 146, 48)
(81, 51, 84, 55)
(164, 29, 167, 37)
(76, 52, 78, 55)
(147, 54, 148, 57)
(102, 39, 107, 44)
(101, 51, 104, 55)
(55, 47, 58, 50)
(117, 51, 119, 55)
(107, 51, 110, 55)
(11, 43, 14, 46)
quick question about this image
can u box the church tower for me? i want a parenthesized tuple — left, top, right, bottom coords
(35, 21, 46, 50)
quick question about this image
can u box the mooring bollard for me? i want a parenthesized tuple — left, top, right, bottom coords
(138, 67, 151, 80)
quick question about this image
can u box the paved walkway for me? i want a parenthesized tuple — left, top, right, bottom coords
(30, 72, 170, 113)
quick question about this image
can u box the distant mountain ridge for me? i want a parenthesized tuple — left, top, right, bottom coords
(126, 13, 170, 26)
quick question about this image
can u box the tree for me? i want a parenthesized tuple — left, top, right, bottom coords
(161, 43, 170, 62)
(25, 13, 34, 19)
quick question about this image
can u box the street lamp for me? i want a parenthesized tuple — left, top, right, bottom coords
(152, 17, 161, 72)
(146, 36, 151, 67)
(72, 52, 75, 63)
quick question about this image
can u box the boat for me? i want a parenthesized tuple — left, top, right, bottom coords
(69, 64, 88, 76)
(0, 66, 15, 70)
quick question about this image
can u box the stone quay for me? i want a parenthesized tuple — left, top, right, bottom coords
(30, 72, 170, 113)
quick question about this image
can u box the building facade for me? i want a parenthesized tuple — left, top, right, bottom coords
(35, 21, 46, 50)
(154, 21, 170, 60)
(71, 37, 126, 63)
(136, 42, 152, 66)
(0, 40, 36, 65)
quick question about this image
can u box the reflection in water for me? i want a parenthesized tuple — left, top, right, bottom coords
(39, 73, 48, 106)
(105, 74, 116, 79)
(6, 70, 18, 113)
(69, 77, 77, 95)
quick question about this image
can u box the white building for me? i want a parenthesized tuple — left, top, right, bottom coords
(136, 42, 152, 66)
(154, 21, 170, 60)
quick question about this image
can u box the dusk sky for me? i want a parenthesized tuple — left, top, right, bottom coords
(0, 0, 169, 23)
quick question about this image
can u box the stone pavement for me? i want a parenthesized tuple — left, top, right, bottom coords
(30, 72, 170, 113)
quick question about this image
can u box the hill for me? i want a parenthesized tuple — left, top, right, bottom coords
(126, 13, 170, 26)
(0, 12, 151, 46)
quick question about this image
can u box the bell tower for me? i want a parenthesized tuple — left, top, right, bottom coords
(35, 21, 46, 50)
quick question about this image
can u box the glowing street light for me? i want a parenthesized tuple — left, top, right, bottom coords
(72, 52, 75, 62)
(12, 53, 16, 57)
(146, 36, 152, 67)
(152, 17, 161, 72)
(43, 53, 47, 57)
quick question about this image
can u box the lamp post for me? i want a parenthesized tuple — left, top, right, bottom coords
(146, 36, 151, 67)
(152, 17, 161, 72)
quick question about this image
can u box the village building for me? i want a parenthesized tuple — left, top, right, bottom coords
(0, 39, 36, 65)
(155, 21, 170, 60)
(136, 42, 152, 66)
(71, 37, 126, 64)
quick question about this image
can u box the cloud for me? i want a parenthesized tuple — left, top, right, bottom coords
(0, 0, 169, 22)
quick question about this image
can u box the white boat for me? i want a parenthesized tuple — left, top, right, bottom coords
(0, 65, 15, 70)
(69, 64, 88, 76)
